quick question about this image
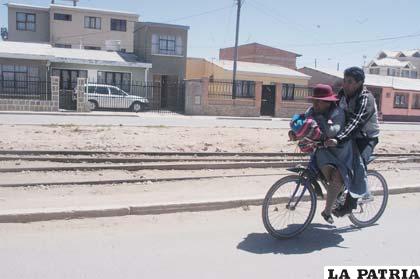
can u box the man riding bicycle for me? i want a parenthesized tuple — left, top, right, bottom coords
(326, 67, 380, 217)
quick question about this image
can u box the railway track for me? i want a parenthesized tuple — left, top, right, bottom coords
(0, 149, 419, 188)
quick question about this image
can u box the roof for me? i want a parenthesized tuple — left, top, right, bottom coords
(6, 2, 138, 17)
(50, 4, 139, 18)
(364, 74, 420, 91)
(137, 22, 190, 31)
(368, 58, 413, 68)
(6, 2, 49, 11)
(378, 49, 420, 59)
(301, 67, 420, 91)
(208, 59, 310, 80)
(220, 43, 302, 57)
(0, 41, 151, 68)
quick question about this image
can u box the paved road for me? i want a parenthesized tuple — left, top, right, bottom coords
(0, 193, 418, 279)
(0, 112, 420, 130)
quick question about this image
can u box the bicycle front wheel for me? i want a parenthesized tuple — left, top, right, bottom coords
(349, 170, 389, 227)
(262, 175, 317, 239)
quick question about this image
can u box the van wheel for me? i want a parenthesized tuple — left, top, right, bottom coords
(131, 102, 143, 113)
(88, 100, 98, 111)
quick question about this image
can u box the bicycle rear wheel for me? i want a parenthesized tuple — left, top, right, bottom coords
(262, 175, 317, 239)
(349, 170, 388, 227)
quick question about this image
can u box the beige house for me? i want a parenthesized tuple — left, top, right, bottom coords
(186, 58, 311, 117)
(7, 2, 138, 52)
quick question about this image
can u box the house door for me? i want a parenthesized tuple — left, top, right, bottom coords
(260, 85, 276, 116)
(53, 69, 87, 110)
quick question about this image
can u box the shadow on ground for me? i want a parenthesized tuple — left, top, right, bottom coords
(237, 223, 366, 255)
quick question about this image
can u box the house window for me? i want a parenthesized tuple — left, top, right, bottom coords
(411, 71, 418, 79)
(369, 68, 380, 75)
(412, 94, 420, 109)
(97, 71, 131, 92)
(152, 35, 183, 56)
(16, 12, 36, 31)
(235, 81, 255, 98)
(0, 65, 40, 91)
(387, 68, 399, 77)
(54, 43, 72, 48)
(54, 13, 72, 21)
(84, 16, 101, 29)
(52, 69, 87, 90)
(84, 46, 101, 50)
(394, 93, 409, 108)
(282, 84, 295, 100)
(402, 70, 410, 78)
(111, 19, 127, 32)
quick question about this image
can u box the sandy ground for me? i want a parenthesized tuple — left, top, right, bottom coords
(0, 124, 419, 153)
(0, 161, 418, 211)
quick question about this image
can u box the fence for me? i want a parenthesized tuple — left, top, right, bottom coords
(0, 80, 51, 100)
(208, 80, 256, 100)
(66, 79, 185, 113)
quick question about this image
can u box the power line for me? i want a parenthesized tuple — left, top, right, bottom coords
(247, 0, 321, 43)
(285, 33, 420, 47)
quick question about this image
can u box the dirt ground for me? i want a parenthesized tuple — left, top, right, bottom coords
(0, 124, 419, 153)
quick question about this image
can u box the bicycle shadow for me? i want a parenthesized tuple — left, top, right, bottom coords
(237, 223, 364, 255)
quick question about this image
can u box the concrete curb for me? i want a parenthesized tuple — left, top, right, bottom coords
(0, 111, 139, 118)
(0, 185, 418, 223)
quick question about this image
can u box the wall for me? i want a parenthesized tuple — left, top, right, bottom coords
(50, 6, 137, 52)
(298, 67, 342, 92)
(134, 22, 188, 81)
(380, 87, 420, 121)
(273, 82, 311, 118)
(185, 78, 262, 117)
(8, 6, 50, 43)
(219, 43, 298, 69)
(0, 76, 59, 112)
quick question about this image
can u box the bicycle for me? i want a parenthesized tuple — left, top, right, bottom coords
(261, 143, 389, 240)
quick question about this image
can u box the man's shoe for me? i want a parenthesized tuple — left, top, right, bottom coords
(332, 193, 358, 217)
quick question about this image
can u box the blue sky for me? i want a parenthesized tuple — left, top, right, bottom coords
(1, 0, 419, 71)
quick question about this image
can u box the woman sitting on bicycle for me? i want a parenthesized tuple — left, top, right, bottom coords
(289, 84, 353, 224)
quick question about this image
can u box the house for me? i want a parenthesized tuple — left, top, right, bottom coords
(219, 43, 302, 70)
(364, 50, 420, 79)
(186, 57, 311, 117)
(1, 1, 189, 112)
(6, 2, 138, 52)
(0, 41, 152, 109)
(298, 66, 343, 93)
(134, 22, 189, 83)
(300, 67, 420, 122)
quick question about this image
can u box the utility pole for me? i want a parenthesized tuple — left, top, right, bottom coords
(232, 0, 242, 99)
(314, 58, 317, 69)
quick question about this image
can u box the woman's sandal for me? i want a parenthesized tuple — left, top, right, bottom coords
(321, 211, 334, 224)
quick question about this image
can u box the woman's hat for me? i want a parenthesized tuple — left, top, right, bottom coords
(306, 84, 339, 102)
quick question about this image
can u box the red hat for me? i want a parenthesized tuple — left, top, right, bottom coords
(306, 84, 339, 102)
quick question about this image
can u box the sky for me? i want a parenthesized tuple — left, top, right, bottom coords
(1, 0, 420, 72)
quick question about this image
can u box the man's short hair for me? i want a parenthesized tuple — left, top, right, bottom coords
(344, 67, 365, 83)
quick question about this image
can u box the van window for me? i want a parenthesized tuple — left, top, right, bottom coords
(95, 86, 109, 95)
(86, 86, 95, 93)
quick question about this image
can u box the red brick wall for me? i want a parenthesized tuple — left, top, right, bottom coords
(219, 43, 298, 69)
